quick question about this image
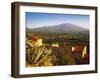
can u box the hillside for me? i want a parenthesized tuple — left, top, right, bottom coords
(26, 23, 89, 34)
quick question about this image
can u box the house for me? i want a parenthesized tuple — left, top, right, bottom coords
(52, 43, 59, 47)
(72, 45, 87, 59)
(31, 36, 42, 47)
(72, 44, 89, 64)
(26, 36, 42, 48)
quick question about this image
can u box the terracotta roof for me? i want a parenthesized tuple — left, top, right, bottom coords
(72, 45, 84, 53)
(31, 36, 42, 41)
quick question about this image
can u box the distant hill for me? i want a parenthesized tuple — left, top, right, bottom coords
(26, 23, 89, 34)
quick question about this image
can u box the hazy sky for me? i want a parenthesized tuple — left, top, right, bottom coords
(25, 12, 90, 29)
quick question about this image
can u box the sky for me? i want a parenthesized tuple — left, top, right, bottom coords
(25, 12, 90, 29)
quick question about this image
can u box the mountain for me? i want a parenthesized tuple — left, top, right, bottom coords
(26, 23, 89, 34)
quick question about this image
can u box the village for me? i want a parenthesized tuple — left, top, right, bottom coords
(26, 33, 89, 67)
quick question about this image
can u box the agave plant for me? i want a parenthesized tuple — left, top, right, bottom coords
(26, 39, 56, 67)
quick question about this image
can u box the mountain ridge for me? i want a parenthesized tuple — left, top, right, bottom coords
(26, 23, 89, 33)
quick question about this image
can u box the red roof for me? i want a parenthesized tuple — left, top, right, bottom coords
(32, 37, 37, 41)
(72, 45, 84, 53)
(31, 36, 42, 41)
